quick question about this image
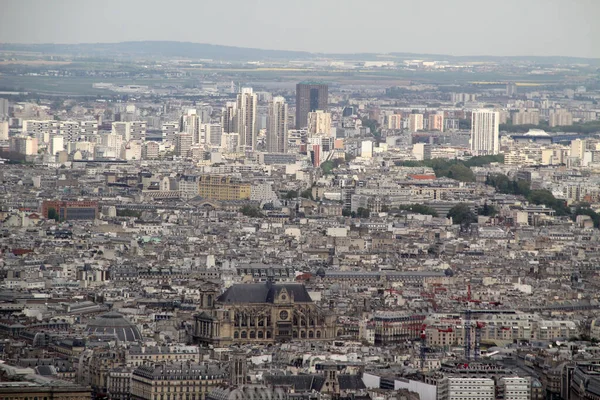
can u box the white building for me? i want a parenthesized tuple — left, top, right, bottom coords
(250, 181, 277, 202)
(236, 88, 257, 151)
(174, 133, 193, 157)
(201, 123, 223, 147)
(499, 377, 531, 400)
(408, 114, 424, 132)
(162, 122, 180, 142)
(130, 121, 147, 141)
(437, 377, 494, 400)
(361, 140, 373, 159)
(471, 109, 499, 155)
(112, 121, 131, 141)
(266, 97, 288, 153)
(413, 143, 431, 160)
(49, 135, 65, 156)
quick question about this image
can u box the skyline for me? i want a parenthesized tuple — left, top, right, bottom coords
(1, 0, 599, 59)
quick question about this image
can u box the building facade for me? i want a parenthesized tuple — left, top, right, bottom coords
(192, 282, 337, 346)
(267, 96, 288, 153)
(197, 175, 251, 201)
(471, 109, 500, 155)
(296, 82, 328, 129)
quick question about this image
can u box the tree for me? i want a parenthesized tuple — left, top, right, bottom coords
(447, 203, 476, 225)
(356, 207, 370, 218)
(447, 164, 475, 182)
(47, 207, 59, 222)
(342, 209, 352, 217)
(360, 118, 380, 137)
(479, 203, 498, 217)
(320, 160, 335, 175)
(300, 189, 314, 200)
(572, 207, 600, 228)
(240, 206, 263, 218)
(284, 190, 298, 199)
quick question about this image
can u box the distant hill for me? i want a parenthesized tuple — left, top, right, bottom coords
(1, 41, 599, 65)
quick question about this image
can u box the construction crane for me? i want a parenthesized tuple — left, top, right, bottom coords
(420, 324, 427, 371)
(474, 322, 486, 361)
(463, 309, 516, 362)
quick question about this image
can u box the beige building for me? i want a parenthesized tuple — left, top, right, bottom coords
(549, 109, 573, 127)
(387, 113, 403, 130)
(308, 110, 332, 137)
(9, 135, 38, 155)
(197, 175, 251, 201)
(512, 109, 540, 125)
(428, 113, 444, 132)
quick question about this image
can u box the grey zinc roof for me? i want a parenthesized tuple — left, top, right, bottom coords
(217, 282, 313, 304)
(86, 311, 142, 342)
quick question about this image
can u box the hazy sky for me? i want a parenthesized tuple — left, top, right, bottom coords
(1, 0, 598, 58)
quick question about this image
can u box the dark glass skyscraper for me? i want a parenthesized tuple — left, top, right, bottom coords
(295, 82, 328, 129)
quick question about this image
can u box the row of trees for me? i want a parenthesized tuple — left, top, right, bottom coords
(397, 155, 504, 182)
(500, 120, 600, 135)
(485, 173, 570, 216)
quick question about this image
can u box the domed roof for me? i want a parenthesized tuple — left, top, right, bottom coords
(86, 311, 142, 342)
(523, 129, 550, 137)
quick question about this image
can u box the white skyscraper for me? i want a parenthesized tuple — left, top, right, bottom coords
(470, 109, 500, 155)
(236, 88, 257, 151)
(181, 110, 201, 144)
(267, 96, 288, 153)
(408, 114, 424, 132)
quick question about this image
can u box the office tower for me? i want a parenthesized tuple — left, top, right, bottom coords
(387, 114, 403, 130)
(266, 96, 288, 153)
(201, 123, 223, 147)
(130, 121, 147, 141)
(80, 121, 98, 138)
(112, 122, 131, 141)
(571, 139, 586, 160)
(49, 135, 64, 155)
(221, 132, 240, 154)
(413, 143, 432, 160)
(361, 140, 373, 159)
(549, 109, 573, 127)
(101, 133, 123, 156)
(0, 98, 8, 117)
(0, 120, 8, 140)
(470, 109, 500, 155)
(506, 82, 518, 97)
(162, 122, 179, 142)
(428, 113, 444, 132)
(221, 102, 237, 133)
(174, 133, 193, 157)
(236, 88, 257, 151)
(142, 141, 160, 160)
(10, 136, 38, 155)
(181, 110, 201, 144)
(308, 110, 332, 137)
(59, 121, 80, 142)
(296, 82, 328, 129)
(408, 114, 424, 132)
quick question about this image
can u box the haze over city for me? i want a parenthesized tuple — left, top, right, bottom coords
(1, 0, 599, 58)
